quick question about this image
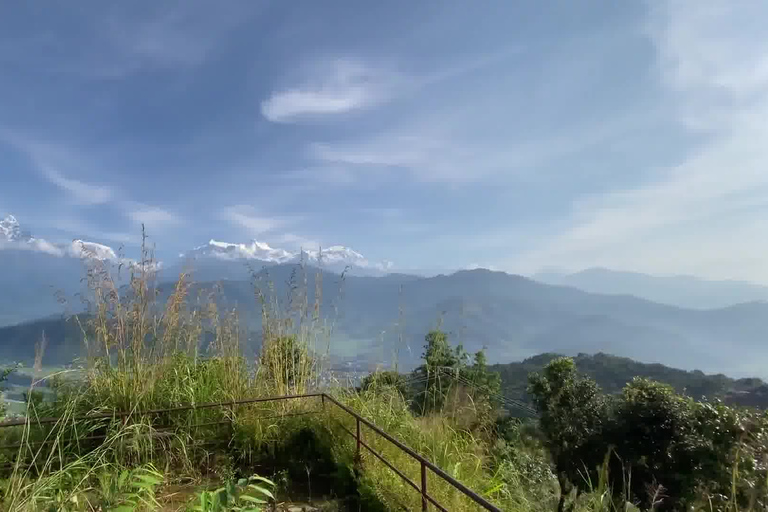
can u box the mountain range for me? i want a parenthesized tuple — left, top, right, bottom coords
(4, 213, 768, 379)
(0, 215, 396, 325)
(2, 261, 768, 379)
(535, 268, 768, 310)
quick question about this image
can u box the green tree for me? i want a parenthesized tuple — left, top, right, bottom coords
(412, 329, 466, 414)
(465, 350, 502, 402)
(528, 357, 608, 512)
(0, 365, 17, 418)
(463, 349, 503, 424)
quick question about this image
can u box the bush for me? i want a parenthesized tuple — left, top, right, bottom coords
(529, 358, 768, 511)
(360, 370, 409, 398)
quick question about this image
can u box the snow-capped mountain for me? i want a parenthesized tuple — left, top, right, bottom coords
(0, 215, 122, 261)
(2, 215, 394, 274)
(185, 239, 295, 263)
(0, 215, 29, 242)
(0, 214, 153, 326)
(182, 239, 394, 275)
(68, 240, 119, 261)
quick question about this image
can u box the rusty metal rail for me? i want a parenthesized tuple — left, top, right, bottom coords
(321, 393, 499, 511)
(0, 393, 323, 427)
(0, 393, 501, 511)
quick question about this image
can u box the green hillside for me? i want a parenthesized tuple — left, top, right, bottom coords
(490, 352, 768, 408)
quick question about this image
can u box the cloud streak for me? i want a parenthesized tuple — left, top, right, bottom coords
(43, 167, 114, 205)
(261, 59, 401, 123)
(506, 0, 768, 282)
(0, 1, 260, 80)
(220, 205, 291, 236)
(127, 204, 182, 229)
(0, 130, 114, 205)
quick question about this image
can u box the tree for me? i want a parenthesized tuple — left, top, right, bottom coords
(608, 378, 704, 509)
(463, 349, 503, 424)
(528, 357, 608, 512)
(412, 329, 466, 414)
(465, 350, 502, 400)
(0, 365, 16, 418)
(527, 358, 768, 510)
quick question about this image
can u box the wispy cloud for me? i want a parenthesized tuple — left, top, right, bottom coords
(127, 204, 182, 229)
(309, 124, 624, 185)
(261, 59, 402, 123)
(51, 217, 137, 246)
(98, 2, 259, 76)
(358, 207, 431, 234)
(507, 0, 768, 282)
(260, 47, 522, 125)
(0, 1, 260, 79)
(220, 205, 291, 237)
(43, 167, 114, 205)
(272, 232, 321, 251)
(0, 130, 114, 205)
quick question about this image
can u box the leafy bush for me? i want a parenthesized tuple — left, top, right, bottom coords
(188, 475, 275, 512)
(528, 357, 768, 511)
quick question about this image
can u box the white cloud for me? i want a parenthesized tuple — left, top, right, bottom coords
(261, 59, 400, 123)
(272, 233, 321, 251)
(260, 49, 522, 125)
(43, 167, 113, 205)
(0, 1, 260, 79)
(306, 88, 653, 186)
(0, 238, 64, 256)
(220, 205, 290, 236)
(506, 0, 768, 283)
(51, 217, 137, 246)
(310, 131, 600, 185)
(0, 130, 115, 205)
(127, 204, 182, 229)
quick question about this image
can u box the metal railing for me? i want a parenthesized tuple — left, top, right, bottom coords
(320, 393, 500, 511)
(0, 393, 501, 511)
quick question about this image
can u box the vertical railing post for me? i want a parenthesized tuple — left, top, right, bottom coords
(321, 394, 325, 410)
(356, 417, 361, 462)
(421, 461, 428, 511)
(228, 401, 235, 449)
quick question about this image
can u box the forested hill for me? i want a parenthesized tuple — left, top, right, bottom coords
(490, 352, 768, 409)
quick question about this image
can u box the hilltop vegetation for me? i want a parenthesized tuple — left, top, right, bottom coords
(491, 352, 768, 409)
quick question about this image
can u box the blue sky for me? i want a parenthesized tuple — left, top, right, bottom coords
(2, 1, 768, 282)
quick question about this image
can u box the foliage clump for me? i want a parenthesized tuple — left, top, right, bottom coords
(528, 357, 768, 511)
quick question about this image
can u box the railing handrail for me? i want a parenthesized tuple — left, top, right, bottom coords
(320, 393, 499, 510)
(0, 392, 501, 511)
(0, 393, 323, 428)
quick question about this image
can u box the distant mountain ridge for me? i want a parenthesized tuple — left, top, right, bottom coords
(534, 267, 768, 309)
(3, 264, 768, 379)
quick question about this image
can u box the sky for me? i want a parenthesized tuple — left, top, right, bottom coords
(2, 1, 768, 282)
